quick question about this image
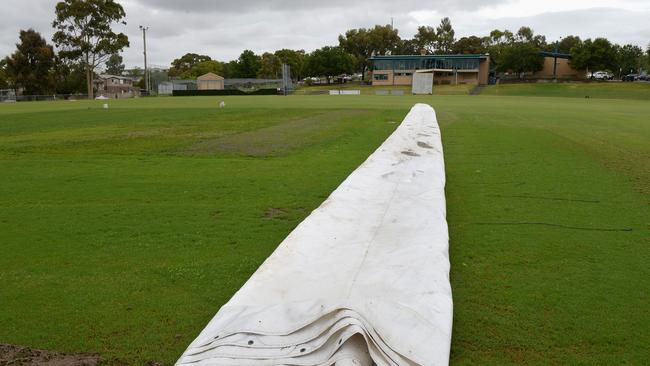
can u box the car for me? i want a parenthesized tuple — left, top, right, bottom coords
(637, 74, 650, 81)
(622, 74, 638, 82)
(591, 71, 614, 81)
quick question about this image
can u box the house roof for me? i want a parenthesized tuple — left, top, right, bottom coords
(197, 72, 224, 80)
(98, 74, 132, 80)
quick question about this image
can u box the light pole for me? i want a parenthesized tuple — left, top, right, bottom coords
(139, 25, 149, 95)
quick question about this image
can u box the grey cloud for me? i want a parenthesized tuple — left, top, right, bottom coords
(460, 8, 650, 45)
(131, 0, 505, 14)
(1, 0, 648, 70)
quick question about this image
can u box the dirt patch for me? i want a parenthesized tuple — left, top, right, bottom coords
(0, 344, 101, 366)
(417, 141, 434, 149)
(263, 208, 289, 220)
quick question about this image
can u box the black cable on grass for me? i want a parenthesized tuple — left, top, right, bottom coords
(473, 222, 633, 232)
(487, 194, 600, 203)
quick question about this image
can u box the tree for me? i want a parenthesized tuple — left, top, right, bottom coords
(557, 35, 582, 54)
(257, 52, 281, 79)
(616, 44, 644, 74)
(338, 25, 399, 80)
(486, 29, 514, 67)
(413, 26, 436, 54)
(180, 60, 223, 79)
(222, 60, 239, 78)
(105, 52, 124, 75)
(496, 42, 544, 77)
(0, 59, 8, 89)
(488, 29, 514, 45)
(52, 0, 129, 98)
(435, 17, 455, 54)
(168, 53, 212, 77)
(338, 28, 372, 79)
(368, 25, 401, 56)
(452, 36, 488, 54)
(5, 29, 55, 95)
(304, 46, 353, 83)
(274, 49, 305, 80)
(395, 38, 420, 55)
(52, 57, 87, 94)
(235, 50, 261, 78)
(570, 38, 617, 74)
(514, 26, 546, 49)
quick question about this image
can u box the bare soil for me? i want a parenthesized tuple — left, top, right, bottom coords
(0, 344, 101, 366)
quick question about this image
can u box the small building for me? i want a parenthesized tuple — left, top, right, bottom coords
(370, 54, 491, 87)
(95, 74, 138, 98)
(533, 52, 586, 81)
(197, 73, 224, 90)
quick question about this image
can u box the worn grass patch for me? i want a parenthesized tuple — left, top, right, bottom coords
(183, 109, 373, 156)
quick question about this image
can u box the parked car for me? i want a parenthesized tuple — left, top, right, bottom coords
(637, 74, 650, 81)
(302, 77, 321, 85)
(591, 71, 614, 80)
(622, 74, 638, 82)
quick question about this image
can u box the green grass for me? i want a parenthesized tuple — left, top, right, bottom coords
(0, 90, 648, 365)
(481, 81, 650, 100)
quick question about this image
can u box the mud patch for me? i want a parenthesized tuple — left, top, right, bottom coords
(417, 141, 434, 149)
(0, 344, 101, 366)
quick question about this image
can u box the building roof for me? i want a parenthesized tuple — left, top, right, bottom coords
(197, 72, 224, 80)
(98, 74, 132, 80)
(539, 51, 571, 59)
(369, 54, 489, 60)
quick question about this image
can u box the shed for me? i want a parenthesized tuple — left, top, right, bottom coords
(197, 73, 225, 90)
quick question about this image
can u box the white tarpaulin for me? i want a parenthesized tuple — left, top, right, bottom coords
(411, 72, 434, 95)
(176, 104, 452, 366)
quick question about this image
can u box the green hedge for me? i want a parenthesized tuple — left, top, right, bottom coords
(172, 89, 278, 96)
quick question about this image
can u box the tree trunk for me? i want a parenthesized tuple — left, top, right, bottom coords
(86, 66, 94, 99)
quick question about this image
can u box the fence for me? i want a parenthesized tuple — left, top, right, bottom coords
(172, 88, 279, 96)
(0, 93, 90, 102)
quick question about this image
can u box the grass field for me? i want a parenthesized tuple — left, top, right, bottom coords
(1, 90, 649, 365)
(481, 81, 650, 100)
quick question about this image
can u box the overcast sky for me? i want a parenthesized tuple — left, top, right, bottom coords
(2, 0, 649, 68)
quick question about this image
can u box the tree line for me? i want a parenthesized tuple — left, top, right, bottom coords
(162, 19, 650, 83)
(2, 0, 650, 96)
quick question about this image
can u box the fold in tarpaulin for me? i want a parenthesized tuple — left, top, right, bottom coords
(176, 103, 452, 366)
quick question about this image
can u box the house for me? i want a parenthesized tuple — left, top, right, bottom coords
(197, 73, 224, 90)
(369, 54, 491, 86)
(95, 74, 139, 98)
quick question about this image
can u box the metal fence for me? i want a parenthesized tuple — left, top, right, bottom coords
(0, 92, 90, 102)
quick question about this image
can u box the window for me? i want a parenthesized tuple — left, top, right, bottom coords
(395, 72, 412, 76)
(373, 73, 388, 81)
(373, 60, 392, 70)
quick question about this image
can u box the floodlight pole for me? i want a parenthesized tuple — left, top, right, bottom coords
(139, 25, 149, 94)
